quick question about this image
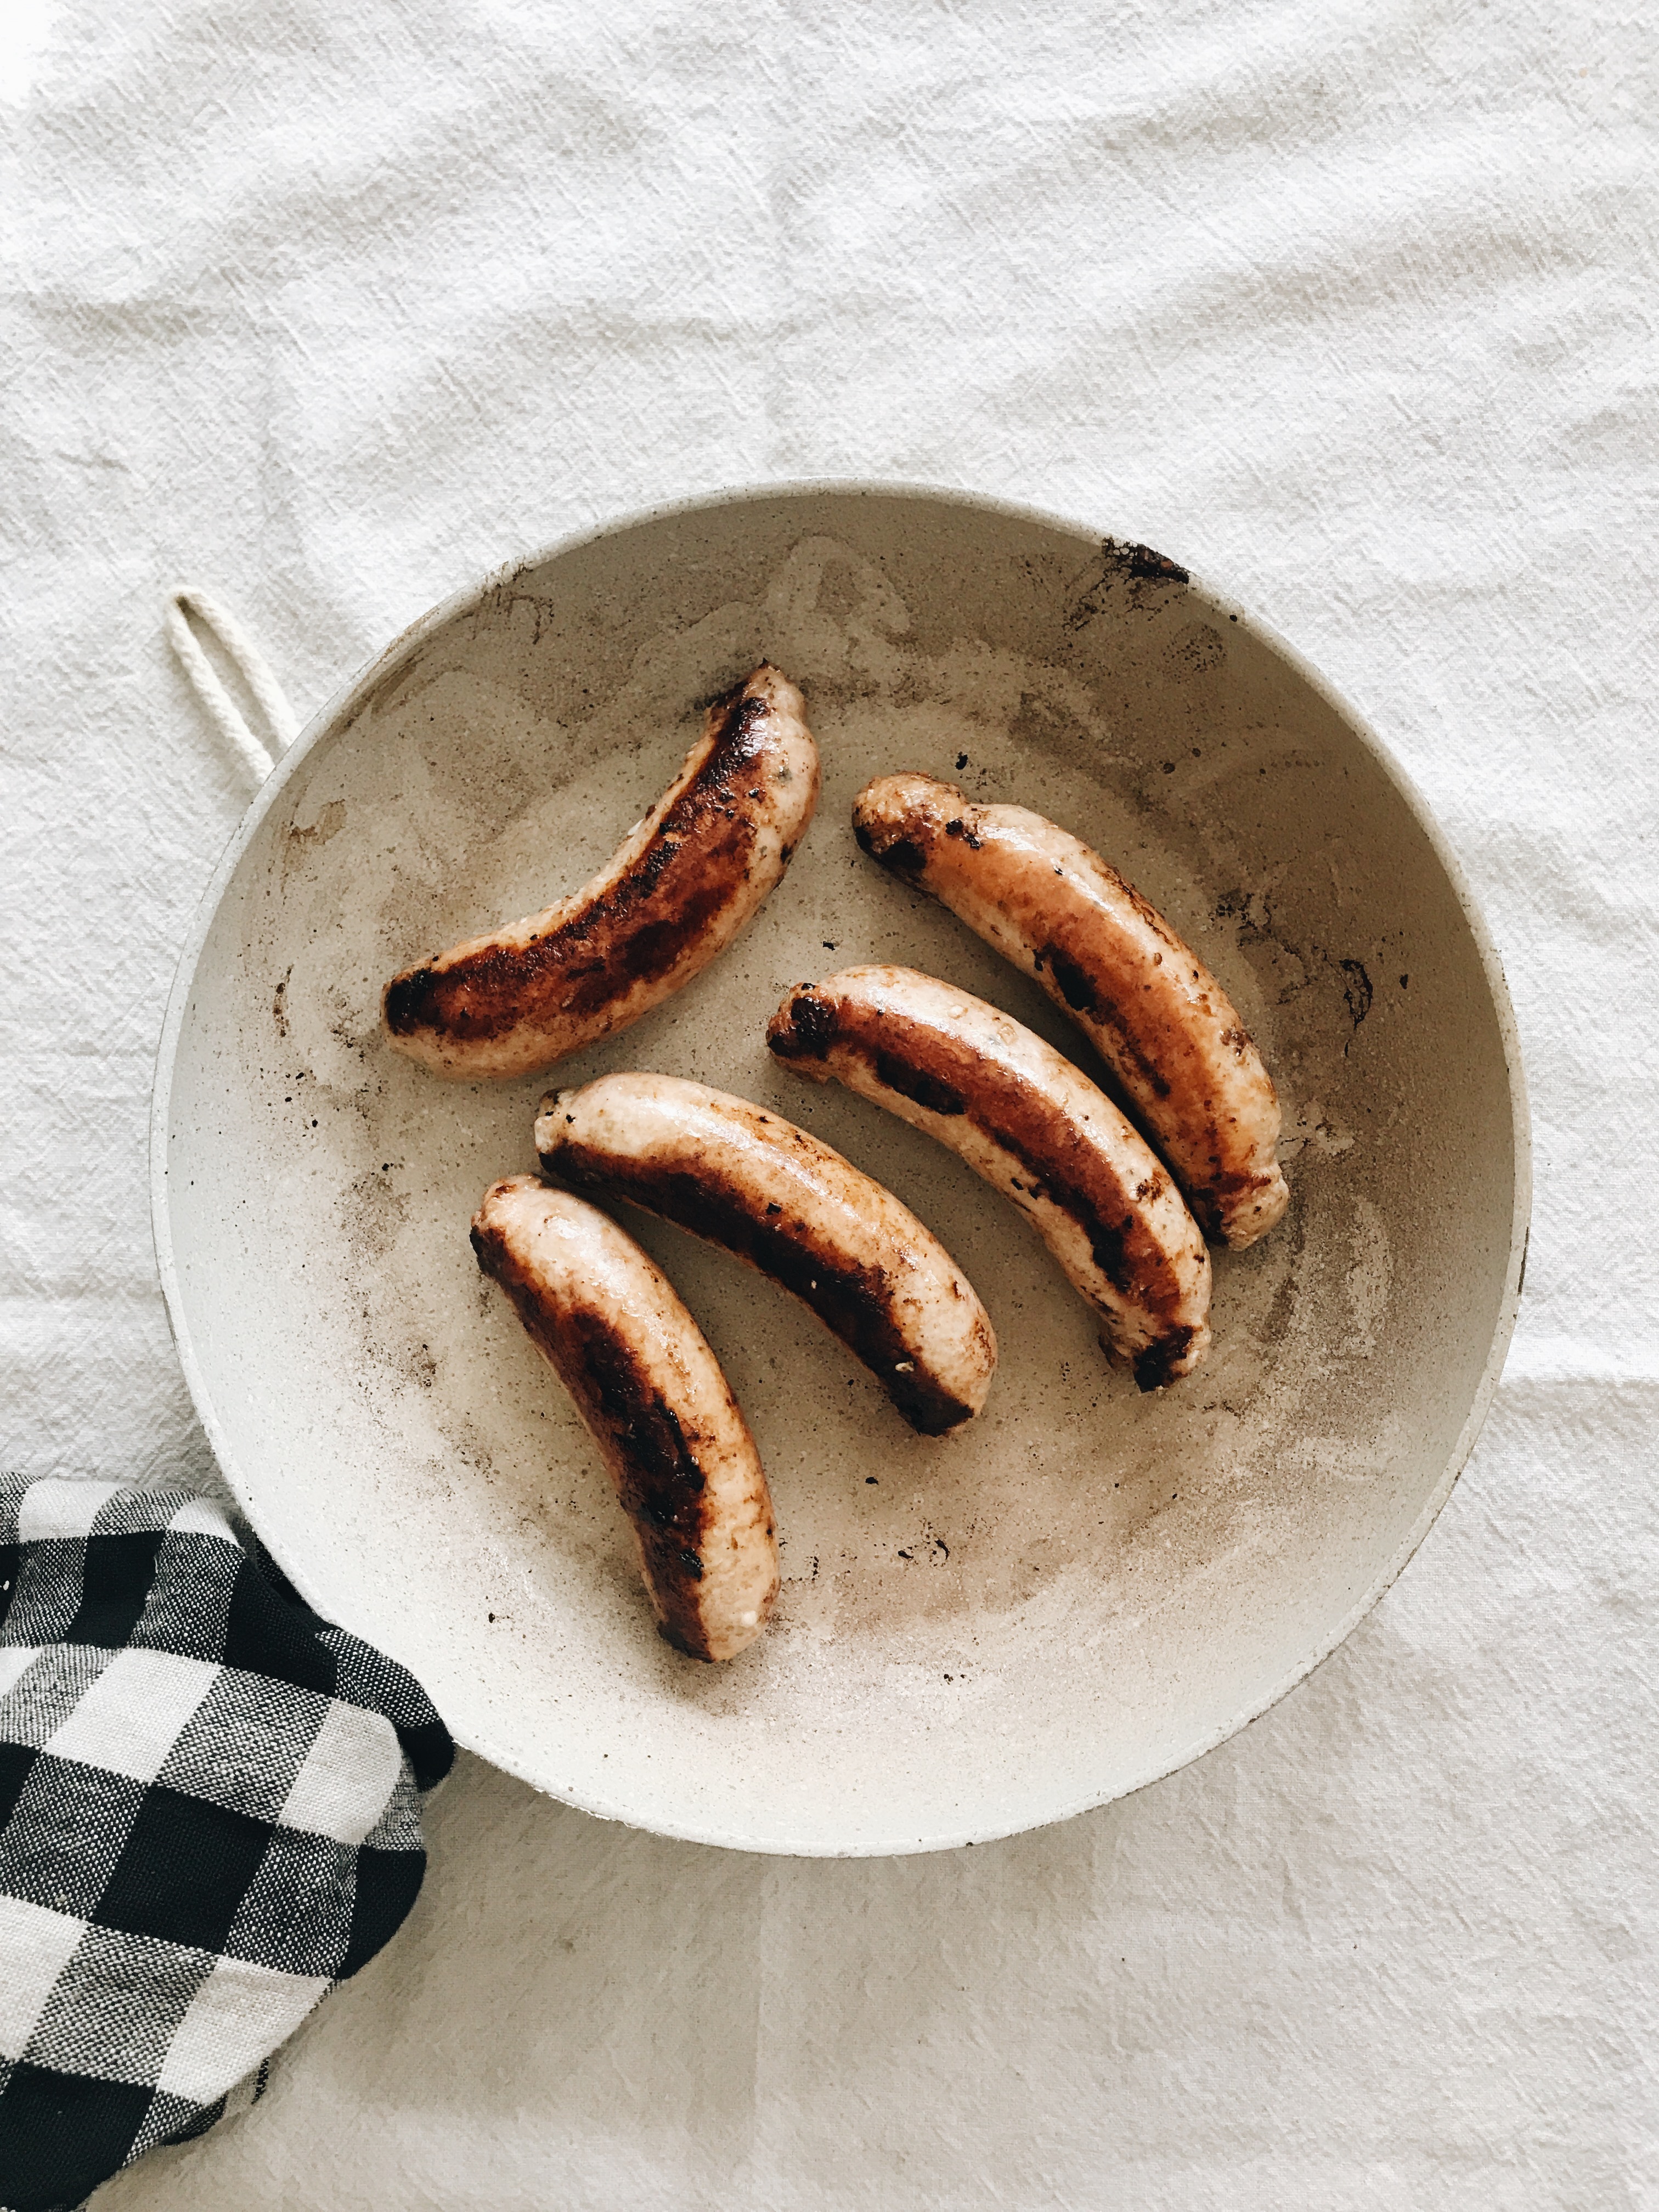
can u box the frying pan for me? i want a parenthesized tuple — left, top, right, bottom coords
(153, 486, 1528, 1855)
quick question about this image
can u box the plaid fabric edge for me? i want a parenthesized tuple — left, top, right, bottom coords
(0, 1477, 452, 2212)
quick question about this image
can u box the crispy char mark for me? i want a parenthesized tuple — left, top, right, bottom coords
(1130, 1327, 1199, 1392)
(956, 812, 1183, 1109)
(1028, 923, 1175, 1109)
(1193, 1163, 1282, 1240)
(470, 1218, 716, 1658)
(385, 682, 776, 1046)
(546, 1145, 977, 1437)
(859, 777, 1281, 1250)
(770, 988, 1190, 1325)
(989, 824, 1274, 1143)
(853, 815, 924, 876)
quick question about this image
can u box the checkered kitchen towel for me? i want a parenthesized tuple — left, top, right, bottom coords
(0, 1477, 452, 2212)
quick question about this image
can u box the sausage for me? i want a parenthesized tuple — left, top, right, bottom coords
(385, 665, 820, 1080)
(470, 1176, 778, 1661)
(534, 1073, 996, 1436)
(851, 773, 1288, 1248)
(768, 966, 1212, 1389)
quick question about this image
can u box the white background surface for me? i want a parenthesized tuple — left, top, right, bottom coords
(2, 1, 1654, 2204)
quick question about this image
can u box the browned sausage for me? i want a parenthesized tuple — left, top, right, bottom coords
(534, 1073, 996, 1436)
(471, 1176, 778, 1661)
(768, 966, 1212, 1388)
(385, 665, 820, 1080)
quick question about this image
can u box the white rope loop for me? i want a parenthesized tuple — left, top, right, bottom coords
(166, 587, 300, 785)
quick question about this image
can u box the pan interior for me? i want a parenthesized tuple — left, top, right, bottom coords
(157, 489, 1522, 1854)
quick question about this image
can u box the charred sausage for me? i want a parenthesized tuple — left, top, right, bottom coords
(768, 966, 1212, 1387)
(386, 666, 819, 1080)
(471, 1176, 778, 1660)
(534, 1073, 996, 1435)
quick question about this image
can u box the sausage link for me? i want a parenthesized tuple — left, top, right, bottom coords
(386, 665, 820, 1080)
(768, 966, 1212, 1388)
(471, 1176, 778, 1661)
(534, 1074, 996, 1436)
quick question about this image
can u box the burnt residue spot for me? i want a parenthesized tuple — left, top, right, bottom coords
(1125, 542, 1189, 583)
(1165, 620, 1227, 677)
(273, 966, 292, 1039)
(956, 752, 969, 770)
(1339, 958, 1373, 1036)
(1215, 886, 1277, 942)
(287, 799, 347, 856)
(341, 1166, 410, 1264)
(1065, 538, 1191, 628)
(1253, 1202, 1307, 1350)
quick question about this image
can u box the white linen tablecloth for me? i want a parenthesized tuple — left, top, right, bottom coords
(2, 2, 1653, 2203)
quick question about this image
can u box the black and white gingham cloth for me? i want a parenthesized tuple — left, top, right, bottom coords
(0, 1477, 452, 2212)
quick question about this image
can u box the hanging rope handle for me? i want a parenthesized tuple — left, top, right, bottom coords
(166, 587, 301, 783)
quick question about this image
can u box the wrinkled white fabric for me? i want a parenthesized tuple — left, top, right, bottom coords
(1, 1, 1654, 2205)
